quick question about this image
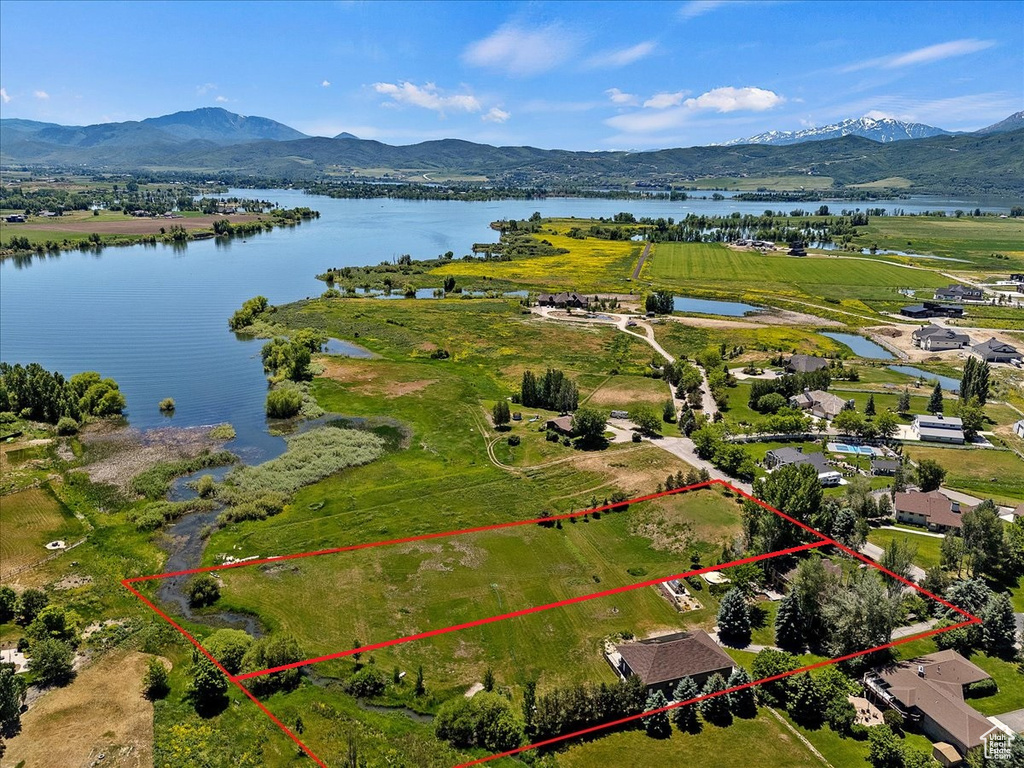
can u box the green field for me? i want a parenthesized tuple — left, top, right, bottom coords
(0, 486, 86, 579)
(903, 445, 1024, 504)
(853, 215, 1024, 270)
(644, 242, 950, 309)
(214, 488, 742, 691)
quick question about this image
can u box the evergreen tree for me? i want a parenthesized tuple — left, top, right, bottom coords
(726, 667, 757, 718)
(491, 400, 510, 428)
(927, 381, 943, 414)
(671, 676, 700, 733)
(483, 666, 495, 692)
(981, 592, 1018, 658)
(896, 389, 910, 414)
(774, 591, 804, 651)
(642, 690, 671, 738)
(414, 665, 425, 696)
(865, 394, 876, 417)
(698, 673, 731, 725)
(959, 357, 991, 405)
(520, 370, 538, 407)
(716, 588, 751, 647)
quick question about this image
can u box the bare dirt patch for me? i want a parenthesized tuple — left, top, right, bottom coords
(81, 423, 228, 492)
(3, 650, 167, 768)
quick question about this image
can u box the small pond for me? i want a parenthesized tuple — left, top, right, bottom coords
(673, 296, 762, 316)
(822, 332, 895, 360)
(886, 365, 961, 392)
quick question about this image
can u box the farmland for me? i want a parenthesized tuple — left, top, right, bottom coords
(0, 486, 86, 581)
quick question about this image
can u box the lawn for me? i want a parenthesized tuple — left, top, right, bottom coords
(902, 445, 1024, 505)
(554, 711, 824, 768)
(0, 486, 86, 580)
(212, 488, 744, 693)
(644, 241, 950, 306)
(583, 375, 671, 412)
(867, 528, 944, 570)
(653, 321, 846, 361)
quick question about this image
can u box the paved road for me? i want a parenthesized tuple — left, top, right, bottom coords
(652, 435, 753, 494)
(631, 240, 652, 280)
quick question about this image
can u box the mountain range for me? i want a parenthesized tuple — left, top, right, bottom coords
(2, 108, 1022, 194)
(720, 113, 1024, 146)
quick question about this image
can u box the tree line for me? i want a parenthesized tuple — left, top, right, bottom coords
(0, 363, 124, 427)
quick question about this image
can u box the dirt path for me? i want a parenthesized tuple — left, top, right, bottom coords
(631, 240, 652, 279)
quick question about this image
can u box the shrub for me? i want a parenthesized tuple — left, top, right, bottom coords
(55, 417, 78, 435)
(142, 658, 170, 700)
(507, 435, 520, 446)
(204, 629, 253, 675)
(196, 474, 216, 498)
(265, 387, 303, 418)
(158, 398, 176, 412)
(346, 665, 388, 698)
(209, 423, 236, 440)
(965, 678, 998, 698)
(186, 574, 220, 608)
(239, 635, 303, 696)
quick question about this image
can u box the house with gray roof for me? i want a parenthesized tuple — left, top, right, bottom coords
(934, 284, 983, 302)
(789, 389, 853, 420)
(911, 325, 971, 351)
(785, 354, 829, 374)
(912, 413, 965, 444)
(764, 447, 841, 486)
(970, 337, 1020, 364)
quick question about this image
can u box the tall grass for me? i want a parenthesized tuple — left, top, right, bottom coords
(225, 427, 385, 496)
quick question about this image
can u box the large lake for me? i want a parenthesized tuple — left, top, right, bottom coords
(1, 189, 1015, 461)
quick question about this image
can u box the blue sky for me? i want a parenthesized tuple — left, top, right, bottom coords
(1, 0, 1021, 149)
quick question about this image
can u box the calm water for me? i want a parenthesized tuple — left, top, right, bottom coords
(822, 332, 896, 360)
(886, 365, 961, 392)
(673, 296, 761, 316)
(2, 189, 1011, 459)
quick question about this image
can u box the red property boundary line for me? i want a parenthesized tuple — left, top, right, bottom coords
(122, 479, 980, 768)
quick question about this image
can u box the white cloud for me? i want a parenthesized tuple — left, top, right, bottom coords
(607, 85, 784, 134)
(215, 95, 229, 103)
(0, 88, 9, 104)
(33, 90, 49, 100)
(684, 86, 783, 112)
(841, 38, 995, 73)
(863, 110, 897, 120)
(606, 88, 638, 105)
(463, 22, 576, 76)
(585, 41, 656, 69)
(321, 80, 331, 88)
(372, 81, 482, 114)
(482, 107, 511, 123)
(196, 83, 217, 95)
(679, 1, 726, 19)
(644, 91, 687, 109)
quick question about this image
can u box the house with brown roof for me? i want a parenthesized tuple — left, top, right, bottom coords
(546, 415, 575, 436)
(863, 650, 996, 758)
(893, 490, 971, 532)
(610, 630, 734, 695)
(537, 292, 589, 309)
(789, 389, 853, 420)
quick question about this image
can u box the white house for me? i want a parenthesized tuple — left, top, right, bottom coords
(912, 414, 965, 444)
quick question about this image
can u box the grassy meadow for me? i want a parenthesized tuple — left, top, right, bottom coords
(0, 486, 86, 580)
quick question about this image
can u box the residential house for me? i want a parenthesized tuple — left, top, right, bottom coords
(863, 650, 996, 758)
(901, 302, 965, 319)
(1010, 273, 1024, 282)
(785, 354, 829, 374)
(912, 414, 965, 445)
(970, 337, 1020, 364)
(4, 214, 25, 223)
(1013, 419, 1024, 439)
(610, 410, 629, 419)
(610, 630, 734, 696)
(764, 447, 842, 487)
(911, 325, 971, 351)
(893, 490, 971, 532)
(934, 284, 984, 302)
(537, 292, 588, 309)
(870, 459, 901, 476)
(787, 241, 807, 256)
(546, 416, 575, 436)
(789, 389, 853, 420)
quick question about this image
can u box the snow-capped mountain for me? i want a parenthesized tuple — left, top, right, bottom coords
(719, 117, 953, 146)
